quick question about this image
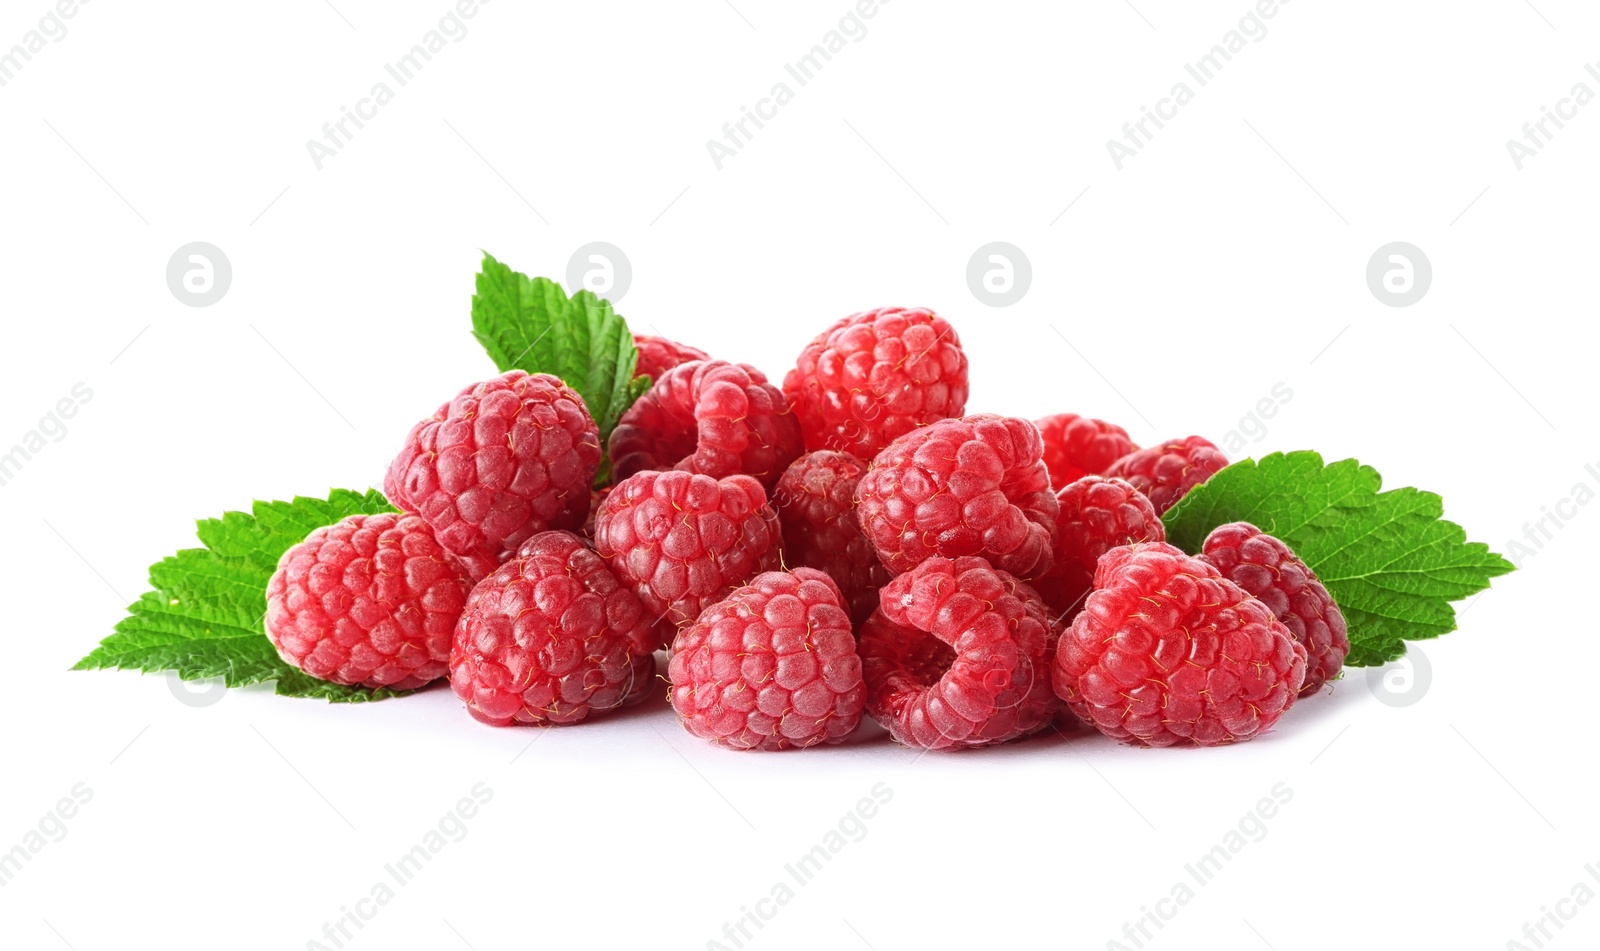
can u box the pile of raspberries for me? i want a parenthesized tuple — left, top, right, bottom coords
(265, 307, 1349, 750)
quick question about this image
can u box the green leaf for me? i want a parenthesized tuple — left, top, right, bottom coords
(625, 373, 653, 410)
(273, 669, 413, 703)
(470, 252, 645, 444)
(592, 374, 653, 488)
(74, 489, 411, 703)
(1162, 451, 1514, 667)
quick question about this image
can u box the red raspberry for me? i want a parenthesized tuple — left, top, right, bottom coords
(265, 513, 470, 690)
(1199, 522, 1349, 696)
(854, 414, 1058, 580)
(771, 450, 892, 624)
(1034, 476, 1165, 623)
(1035, 413, 1138, 489)
(668, 568, 865, 750)
(449, 530, 656, 726)
(593, 469, 782, 645)
(1104, 436, 1228, 516)
(859, 556, 1059, 750)
(633, 334, 709, 381)
(783, 307, 969, 459)
(1053, 542, 1306, 747)
(385, 371, 601, 572)
(608, 360, 803, 492)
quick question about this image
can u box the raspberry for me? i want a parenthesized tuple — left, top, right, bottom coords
(1052, 542, 1307, 747)
(1035, 413, 1138, 489)
(854, 414, 1058, 580)
(449, 531, 656, 726)
(771, 450, 892, 624)
(385, 371, 601, 573)
(1033, 476, 1165, 623)
(633, 334, 709, 381)
(668, 568, 865, 750)
(593, 469, 783, 645)
(1199, 522, 1349, 696)
(1104, 436, 1228, 516)
(265, 513, 470, 690)
(783, 307, 969, 459)
(859, 557, 1059, 750)
(608, 360, 803, 492)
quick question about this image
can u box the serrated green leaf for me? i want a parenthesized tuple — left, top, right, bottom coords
(197, 489, 391, 569)
(75, 489, 411, 703)
(593, 374, 653, 488)
(1163, 451, 1514, 666)
(625, 373, 653, 409)
(272, 669, 412, 702)
(469, 252, 647, 444)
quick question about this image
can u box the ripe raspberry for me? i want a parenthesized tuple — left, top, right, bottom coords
(449, 531, 656, 726)
(385, 371, 601, 573)
(265, 513, 470, 690)
(1035, 413, 1138, 489)
(1104, 436, 1228, 516)
(608, 360, 803, 492)
(593, 469, 783, 646)
(1033, 476, 1165, 623)
(668, 568, 865, 750)
(1053, 542, 1306, 747)
(633, 334, 709, 381)
(859, 557, 1059, 750)
(771, 450, 892, 624)
(854, 414, 1058, 580)
(1199, 522, 1349, 696)
(783, 307, 969, 459)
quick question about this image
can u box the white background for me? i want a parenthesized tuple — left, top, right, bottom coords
(1, 1, 1595, 949)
